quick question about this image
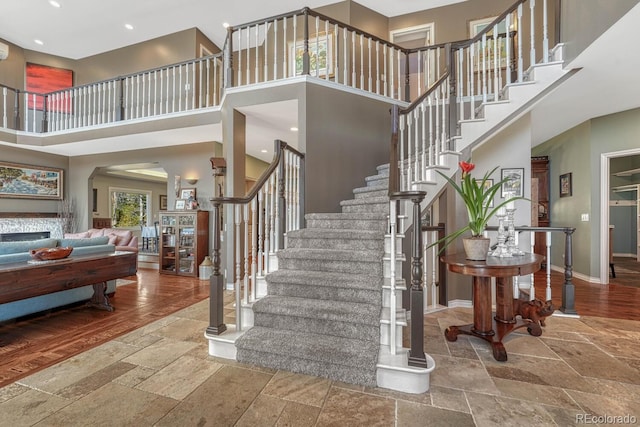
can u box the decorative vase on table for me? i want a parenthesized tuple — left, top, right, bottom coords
(462, 236, 490, 261)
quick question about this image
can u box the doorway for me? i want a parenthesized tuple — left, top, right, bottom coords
(600, 149, 640, 284)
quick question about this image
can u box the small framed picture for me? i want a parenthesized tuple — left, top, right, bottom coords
(501, 168, 524, 198)
(174, 199, 186, 210)
(159, 194, 168, 210)
(559, 172, 572, 198)
(475, 178, 494, 207)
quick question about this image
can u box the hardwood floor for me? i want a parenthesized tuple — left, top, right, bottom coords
(0, 268, 210, 388)
(1, 264, 639, 390)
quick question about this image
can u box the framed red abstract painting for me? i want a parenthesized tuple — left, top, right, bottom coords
(25, 63, 73, 111)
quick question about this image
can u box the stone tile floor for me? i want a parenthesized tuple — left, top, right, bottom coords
(1, 301, 639, 426)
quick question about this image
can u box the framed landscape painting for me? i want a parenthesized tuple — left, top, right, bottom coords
(0, 161, 63, 200)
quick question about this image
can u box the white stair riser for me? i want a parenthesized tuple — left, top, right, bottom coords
(383, 260, 404, 278)
(241, 305, 255, 328)
(380, 323, 404, 347)
(382, 288, 403, 309)
(383, 237, 404, 254)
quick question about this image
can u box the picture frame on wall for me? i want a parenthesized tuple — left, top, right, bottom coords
(559, 172, 572, 197)
(475, 178, 494, 207)
(159, 194, 168, 210)
(0, 161, 63, 200)
(500, 168, 524, 198)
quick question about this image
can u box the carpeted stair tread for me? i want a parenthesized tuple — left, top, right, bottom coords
(340, 196, 389, 206)
(353, 184, 388, 194)
(277, 247, 382, 262)
(236, 327, 379, 371)
(286, 228, 384, 241)
(306, 212, 388, 221)
(266, 269, 382, 291)
(253, 295, 380, 325)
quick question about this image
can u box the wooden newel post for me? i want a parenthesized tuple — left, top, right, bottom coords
(14, 89, 21, 130)
(42, 94, 48, 132)
(302, 8, 310, 75)
(560, 227, 577, 315)
(277, 141, 286, 251)
(207, 201, 227, 335)
(408, 191, 428, 368)
(224, 27, 234, 89)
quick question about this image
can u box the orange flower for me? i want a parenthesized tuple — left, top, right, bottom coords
(459, 161, 475, 176)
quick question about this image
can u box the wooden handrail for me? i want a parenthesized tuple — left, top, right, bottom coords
(210, 139, 304, 206)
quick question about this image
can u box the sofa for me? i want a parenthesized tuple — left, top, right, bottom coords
(0, 236, 121, 322)
(66, 228, 139, 253)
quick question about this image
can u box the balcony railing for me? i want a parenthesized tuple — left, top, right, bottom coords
(1, 54, 223, 133)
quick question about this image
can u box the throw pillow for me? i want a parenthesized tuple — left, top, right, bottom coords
(106, 234, 119, 245)
(0, 238, 58, 255)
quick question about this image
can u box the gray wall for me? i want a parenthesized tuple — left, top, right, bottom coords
(560, 0, 639, 65)
(532, 107, 640, 280)
(304, 84, 392, 213)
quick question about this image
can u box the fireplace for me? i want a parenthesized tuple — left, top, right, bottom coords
(0, 231, 51, 242)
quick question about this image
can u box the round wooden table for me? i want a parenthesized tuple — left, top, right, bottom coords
(441, 253, 544, 361)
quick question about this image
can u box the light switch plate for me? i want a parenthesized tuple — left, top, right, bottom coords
(581, 213, 589, 221)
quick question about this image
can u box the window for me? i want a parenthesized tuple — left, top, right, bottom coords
(109, 187, 151, 227)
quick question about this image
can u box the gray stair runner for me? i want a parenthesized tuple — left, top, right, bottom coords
(236, 165, 390, 386)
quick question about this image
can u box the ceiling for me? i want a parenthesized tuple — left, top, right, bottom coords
(0, 0, 466, 60)
(2, 1, 640, 179)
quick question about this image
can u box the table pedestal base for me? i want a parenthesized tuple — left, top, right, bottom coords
(445, 316, 542, 361)
(87, 281, 115, 312)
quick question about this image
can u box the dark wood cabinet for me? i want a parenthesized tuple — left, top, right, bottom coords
(159, 210, 209, 277)
(531, 156, 549, 257)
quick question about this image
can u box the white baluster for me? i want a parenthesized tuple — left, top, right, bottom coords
(360, 34, 364, 88)
(389, 201, 397, 355)
(255, 24, 259, 83)
(251, 198, 258, 301)
(351, 32, 356, 86)
(243, 203, 249, 306)
(383, 44, 388, 97)
(543, 0, 549, 62)
(530, 0, 536, 65)
(421, 103, 427, 180)
(2, 87, 6, 128)
(257, 187, 264, 277)
(517, 5, 524, 82)
(246, 27, 250, 85)
(546, 231, 552, 301)
(235, 204, 242, 330)
(375, 41, 380, 94)
(282, 19, 287, 79)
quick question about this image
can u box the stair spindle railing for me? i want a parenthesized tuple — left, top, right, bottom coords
(207, 140, 305, 336)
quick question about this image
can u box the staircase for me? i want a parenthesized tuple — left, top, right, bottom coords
(235, 165, 391, 386)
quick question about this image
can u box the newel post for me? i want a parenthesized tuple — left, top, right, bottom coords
(14, 89, 21, 130)
(42, 94, 49, 132)
(207, 201, 227, 335)
(276, 140, 286, 251)
(224, 26, 234, 89)
(560, 227, 577, 315)
(302, 8, 310, 75)
(408, 191, 428, 368)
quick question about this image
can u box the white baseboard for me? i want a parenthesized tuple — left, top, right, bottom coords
(550, 264, 601, 284)
(447, 299, 473, 308)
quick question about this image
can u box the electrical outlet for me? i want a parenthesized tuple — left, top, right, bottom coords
(581, 213, 589, 221)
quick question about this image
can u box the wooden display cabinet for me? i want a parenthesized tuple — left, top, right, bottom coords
(531, 156, 549, 257)
(159, 210, 209, 277)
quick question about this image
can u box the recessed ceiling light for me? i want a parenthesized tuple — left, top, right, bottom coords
(34, 39, 44, 45)
(290, 127, 298, 132)
(124, 24, 134, 30)
(261, 149, 268, 153)
(222, 22, 230, 29)
(49, 0, 61, 7)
